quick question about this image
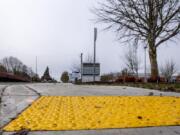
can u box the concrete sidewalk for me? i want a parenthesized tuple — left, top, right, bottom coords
(27, 83, 180, 96)
(1, 83, 180, 135)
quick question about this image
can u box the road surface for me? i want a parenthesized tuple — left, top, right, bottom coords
(0, 83, 180, 135)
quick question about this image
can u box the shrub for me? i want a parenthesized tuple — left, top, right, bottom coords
(125, 76, 136, 82)
(115, 76, 136, 83)
(115, 76, 123, 83)
(61, 71, 69, 83)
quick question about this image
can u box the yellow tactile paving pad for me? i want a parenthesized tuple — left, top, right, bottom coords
(3, 96, 180, 131)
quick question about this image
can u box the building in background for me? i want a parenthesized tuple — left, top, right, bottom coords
(69, 71, 81, 83)
(81, 63, 100, 82)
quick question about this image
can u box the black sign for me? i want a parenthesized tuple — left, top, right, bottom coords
(82, 63, 100, 75)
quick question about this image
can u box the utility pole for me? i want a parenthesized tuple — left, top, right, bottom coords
(93, 28, 97, 82)
(80, 53, 83, 82)
(144, 45, 147, 83)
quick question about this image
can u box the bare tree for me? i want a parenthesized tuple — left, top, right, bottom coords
(124, 45, 140, 76)
(1, 56, 23, 73)
(27, 67, 36, 78)
(161, 60, 176, 82)
(0, 64, 7, 72)
(2, 57, 10, 72)
(85, 53, 94, 63)
(93, 0, 180, 79)
(1, 56, 36, 77)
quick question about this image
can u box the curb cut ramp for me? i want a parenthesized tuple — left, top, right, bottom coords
(3, 96, 180, 131)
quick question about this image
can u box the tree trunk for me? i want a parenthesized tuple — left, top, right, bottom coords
(148, 44, 159, 79)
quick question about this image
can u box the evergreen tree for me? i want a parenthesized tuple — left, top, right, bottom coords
(41, 66, 52, 81)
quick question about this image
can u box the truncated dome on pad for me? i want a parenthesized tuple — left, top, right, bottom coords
(3, 96, 180, 131)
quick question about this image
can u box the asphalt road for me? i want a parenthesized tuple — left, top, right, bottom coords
(0, 83, 180, 135)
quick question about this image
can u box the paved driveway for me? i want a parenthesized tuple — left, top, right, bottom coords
(0, 83, 180, 135)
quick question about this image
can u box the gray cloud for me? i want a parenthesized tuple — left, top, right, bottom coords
(0, 0, 179, 80)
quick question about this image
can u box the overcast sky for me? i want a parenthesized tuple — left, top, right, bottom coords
(0, 0, 179, 80)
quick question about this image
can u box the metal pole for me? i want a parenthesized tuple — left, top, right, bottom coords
(36, 56, 37, 77)
(93, 28, 97, 82)
(144, 46, 147, 82)
(80, 53, 83, 82)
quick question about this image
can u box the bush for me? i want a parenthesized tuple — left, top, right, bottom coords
(115, 76, 123, 83)
(100, 74, 114, 82)
(147, 77, 160, 83)
(176, 75, 180, 83)
(61, 71, 69, 83)
(125, 76, 136, 82)
(136, 77, 144, 83)
(115, 76, 136, 83)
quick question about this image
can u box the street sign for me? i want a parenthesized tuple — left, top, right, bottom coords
(82, 63, 100, 75)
